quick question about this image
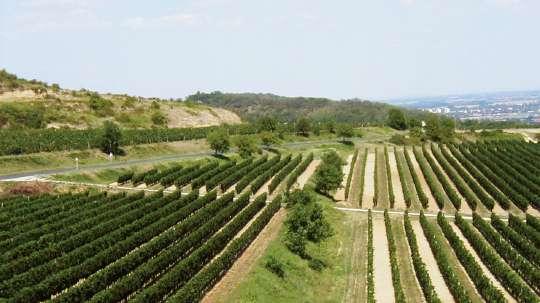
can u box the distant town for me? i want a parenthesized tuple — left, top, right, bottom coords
(392, 90, 540, 123)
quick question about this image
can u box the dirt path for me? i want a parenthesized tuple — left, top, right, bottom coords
(411, 220, 454, 302)
(344, 212, 368, 303)
(388, 149, 406, 210)
(374, 149, 389, 210)
(293, 159, 320, 190)
(449, 222, 517, 302)
(372, 215, 395, 303)
(406, 149, 439, 213)
(201, 208, 286, 303)
(391, 217, 425, 302)
(335, 154, 354, 201)
(424, 147, 472, 214)
(362, 152, 375, 208)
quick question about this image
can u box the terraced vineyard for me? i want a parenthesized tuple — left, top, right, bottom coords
(330, 140, 540, 302)
(0, 153, 313, 302)
(2, 139, 540, 302)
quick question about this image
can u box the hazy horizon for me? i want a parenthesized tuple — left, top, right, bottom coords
(2, 0, 540, 101)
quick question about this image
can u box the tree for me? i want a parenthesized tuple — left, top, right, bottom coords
(257, 116, 278, 132)
(260, 131, 278, 148)
(314, 162, 343, 195)
(387, 108, 408, 130)
(100, 121, 122, 155)
(440, 117, 456, 140)
(207, 129, 230, 154)
(234, 135, 258, 158)
(324, 120, 336, 133)
(337, 123, 354, 142)
(425, 115, 442, 141)
(295, 117, 311, 136)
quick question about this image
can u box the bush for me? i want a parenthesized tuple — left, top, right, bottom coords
(265, 256, 285, 278)
(308, 258, 326, 272)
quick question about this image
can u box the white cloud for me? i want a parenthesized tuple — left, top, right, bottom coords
(122, 13, 201, 30)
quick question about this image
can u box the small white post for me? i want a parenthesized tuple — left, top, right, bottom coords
(75, 157, 79, 170)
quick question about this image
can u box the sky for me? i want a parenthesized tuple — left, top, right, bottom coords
(1, 0, 540, 101)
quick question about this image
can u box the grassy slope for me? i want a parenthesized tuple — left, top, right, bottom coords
(223, 191, 351, 303)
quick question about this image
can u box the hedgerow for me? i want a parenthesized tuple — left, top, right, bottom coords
(403, 147, 429, 208)
(166, 195, 282, 303)
(447, 145, 510, 209)
(269, 154, 302, 193)
(455, 213, 539, 303)
(393, 147, 412, 208)
(490, 213, 540, 267)
(419, 211, 472, 303)
(344, 149, 359, 200)
(472, 213, 539, 293)
(367, 209, 375, 303)
(384, 210, 405, 302)
(384, 147, 395, 208)
(421, 145, 461, 210)
(403, 211, 441, 303)
(437, 213, 505, 303)
(285, 152, 314, 190)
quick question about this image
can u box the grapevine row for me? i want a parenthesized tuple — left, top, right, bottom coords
(436, 213, 505, 303)
(383, 210, 405, 302)
(455, 213, 538, 303)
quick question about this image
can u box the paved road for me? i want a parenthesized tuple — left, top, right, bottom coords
(0, 138, 357, 181)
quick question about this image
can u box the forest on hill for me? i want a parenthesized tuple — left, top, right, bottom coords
(186, 91, 433, 125)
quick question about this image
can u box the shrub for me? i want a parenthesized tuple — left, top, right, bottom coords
(265, 256, 285, 278)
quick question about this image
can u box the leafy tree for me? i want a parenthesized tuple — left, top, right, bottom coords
(425, 115, 442, 141)
(284, 190, 333, 257)
(88, 94, 113, 116)
(260, 131, 278, 147)
(337, 123, 354, 142)
(234, 135, 258, 158)
(322, 150, 345, 167)
(295, 117, 311, 136)
(257, 116, 278, 132)
(100, 121, 122, 155)
(207, 129, 230, 154)
(440, 117, 456, 140)
(387, 108, 408, 130)
(324, 120, 336, 133)
(151, 111, 168, 126)
(314, 163, 343, 195)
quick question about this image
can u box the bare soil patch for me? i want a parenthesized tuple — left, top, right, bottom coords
(166, 106, 241, 128)
(362, 152, 375, 207)
(372, 215, 395, 303)
(387, 149, 406, 210)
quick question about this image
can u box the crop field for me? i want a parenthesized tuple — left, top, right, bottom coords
(0, 153, 314, 302)
(328, 140, 540, 303)
(1, 140, 540, 303)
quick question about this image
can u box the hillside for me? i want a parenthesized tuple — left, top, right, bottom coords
(186, 91, 432, 125)
(0, 70, 241, 129)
